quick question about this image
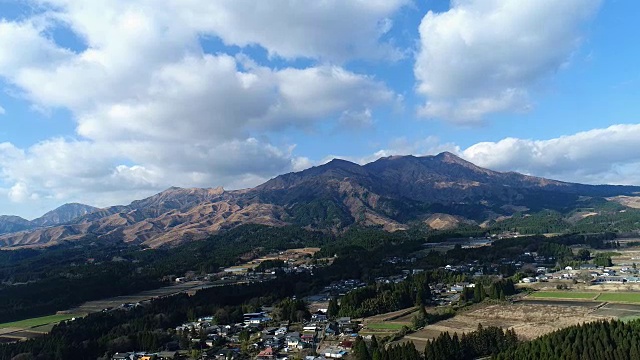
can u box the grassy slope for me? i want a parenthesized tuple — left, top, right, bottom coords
(0, 313, 80, 330)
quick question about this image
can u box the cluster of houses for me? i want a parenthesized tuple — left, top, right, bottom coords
(111, 352, 179, 360)
(518, 256, 640, 285)
(575, 263, 640, 284)
(168, 306, 361, 360)
(175, 312, 273, 348)
(320, 279, 367, 297)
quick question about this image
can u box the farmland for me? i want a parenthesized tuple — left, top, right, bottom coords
(527, 291, 640, 304)
(0, 314, 79, 330)
(529, 291, 598, 300)
(596, 292, 640, 303)
(394, 301, 612, 350)
(360, 307, 417, 336)
(0, 313, 81, 344)
(366, 323, 406, 330)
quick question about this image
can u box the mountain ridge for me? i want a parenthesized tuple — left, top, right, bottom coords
(0, 203, 98, 237)
(1, 152, 639, 248)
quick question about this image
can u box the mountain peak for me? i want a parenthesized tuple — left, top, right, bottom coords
(324, 158, 359, 168)
(433, 151, 470, 164)
(31, 203, 98, 227)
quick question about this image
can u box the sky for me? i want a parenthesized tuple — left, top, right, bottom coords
(1, 0, 640, 219)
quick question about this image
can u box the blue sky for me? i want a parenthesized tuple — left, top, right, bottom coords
(1, 0, 640, 219)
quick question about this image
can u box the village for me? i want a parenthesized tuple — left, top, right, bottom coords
(107, 238, 640, 360)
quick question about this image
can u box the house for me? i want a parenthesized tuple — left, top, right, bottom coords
(244, 312, 270, 324)
(580, 264, 597, 270)
(303, 324, 319, 331)
(258, 347, 275, 360)
(112, 354, 134, 360)
(324, 347, 348, 359)
(263, 334, 284, 349)
(311, 311, 328, 322)
(301, 331, 315, 342)
(593, 276, 625, 283)
(215, 349, 239, 360)
(324, 323, 339, 336)
(156, 352, 178, 360)
(287, 335, 302, 349)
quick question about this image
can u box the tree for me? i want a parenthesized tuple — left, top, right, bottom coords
(371, 335, 381, 360)
(577, 249, 591, 261)
(328, 297, 340, 318)
(473, 283, 485, 303)
(353, 336, 371, 360)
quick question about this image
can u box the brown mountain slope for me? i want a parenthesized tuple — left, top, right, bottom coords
(1, 152, 639, 248)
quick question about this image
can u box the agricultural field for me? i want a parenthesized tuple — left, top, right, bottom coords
(529, 291, 599, 300)
(360, 307, 417, 336)
(395, 301, 610, 350)
(0, 313, 81, 343)
(596, 292, 640, 303)
(366, 323, 406, 330)
(0, 314, 79, 330)
(225, 247, 323, 273)
(528, 290, 640, 304)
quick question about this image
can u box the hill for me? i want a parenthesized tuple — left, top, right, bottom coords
(0, 203, 97, 236)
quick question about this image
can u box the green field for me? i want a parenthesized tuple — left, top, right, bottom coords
(366, 322, 406, 330)
(0, 314, 80, 330)
(529, 291, 598, 299)
(596, 293, 640, 303)
(620, 315, 640, 323)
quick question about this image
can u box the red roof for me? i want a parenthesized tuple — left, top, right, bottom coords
(339, 340, 354, 348)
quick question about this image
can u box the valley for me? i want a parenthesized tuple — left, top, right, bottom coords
(0, 154, 640, 359)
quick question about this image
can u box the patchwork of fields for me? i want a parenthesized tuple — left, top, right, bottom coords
(395, 290, 640, 350)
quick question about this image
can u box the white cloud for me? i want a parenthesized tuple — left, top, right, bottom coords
(0, 1, 400, 217)
(461, 124, 640, 185)
(415, 0, 601, 123)
(168, 0, 409, 61)
(0, 106, 5, 115)
(320, 124, 640, 187)
(339, 109, 374, 130)
(36, 0, 409, 62)
(7, 182, 33, 203)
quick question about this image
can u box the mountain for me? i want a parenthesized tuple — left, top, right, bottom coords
(1, 152, 639, 249)
(0, 215, 31, 235)
(30, 203, 98, 227)
(0, 203, 98, 236)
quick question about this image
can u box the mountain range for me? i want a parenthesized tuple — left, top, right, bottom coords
(1, 152, 639, 249)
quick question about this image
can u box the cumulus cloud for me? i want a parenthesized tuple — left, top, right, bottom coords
(167, 0, 409, 61)
(461, 124, 640, 184)
(322, 124, 640, 187)
(7, 182, 32, 203)
(415, 0, 601, 123)
(35, 0, 408, 62)
(0, 1, 400, 215)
